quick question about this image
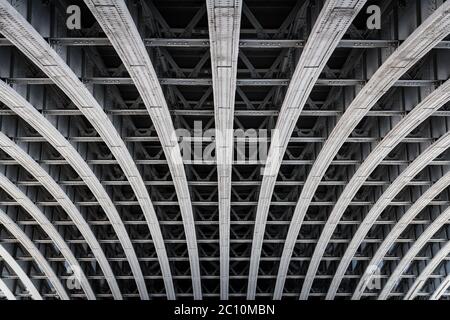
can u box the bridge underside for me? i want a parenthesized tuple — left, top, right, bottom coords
(0, 0, 450, 300)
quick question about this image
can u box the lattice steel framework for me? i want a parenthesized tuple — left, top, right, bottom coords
(0, 0, 450, 300)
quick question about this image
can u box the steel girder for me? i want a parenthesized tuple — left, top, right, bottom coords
(0, 243, 41, 299)
(206, 0, 242, 299)
(430, 273, 450, 300)
(0, 0, 172, 299)
(322, 77, 450, 299)
(331, 130, 450, 299)
(379, 202, 450, 299)
(274, 1, 450, 300)
(350, 170, 450, 300)
(0, 172, 94, 299)
(404, 238, 450, 300)
(83, 0, 201, 299)
(0, 78, 147, 299)
(0, 210, 67, 299)
(248, 0, 368, 299)
(0, 129, 113, 298)
(1, 77, 443, 87)
(0, 277, 15, 300)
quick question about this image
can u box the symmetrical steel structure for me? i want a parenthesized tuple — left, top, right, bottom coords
(1, 0, 450, 300)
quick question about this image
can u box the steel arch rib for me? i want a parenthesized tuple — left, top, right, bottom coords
(379, 203, 450, 299)
(329, 131, 450, 300)
(0, 211, 67, 299)
(247, 0, 368, 299)
(0, 278, 15, 300)
(83, 0, 201, 298)
(404, 238, 450, 300)
(206, 0, 242, 300)
(0, 78, 140, 299)
(0, 130, 114, 299)
(349, 170, 450, 300)
(0, 172, 95, 299)
(0, 0, 174, 299)
(430, 274, 450, 300)
(0, 244, 41, 300)
(274, 1, 450, 300)
(315, 77, 450, 299)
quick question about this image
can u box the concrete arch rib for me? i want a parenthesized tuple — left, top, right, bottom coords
(0, 210, 67, 299)
(83, 0, 201, 299)
(379, 203, 450, 299)
(0, 76, 140, 299)
(0, 172, 95, 299)
(0, 130, 112, 299)
(313, 77, 450, 299)
(273, 1, 450, 300)
(0, 0, 173, 299)
(205, 0, 242, 300)
(328, 130, 450, 300)
(404, 238, 450, 300)
(0, 278, 15, 300)
(247, 0, 368, 300)
(349, 170, 450, 300)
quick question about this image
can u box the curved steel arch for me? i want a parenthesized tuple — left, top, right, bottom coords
(430, 273, 450, 300)
(404, 238, 450, 300)
(84, 0, 202, 298)
(311, 76, 450, 299)
(327, 132, 450, 299)
(328, 130, 450, 300)
(247, 0, 368, 299)
(0, 244, 41, 300)
(350, 170, 450, 300)
(0, 78, 141, 299)
(0, 0, 174, 299)
(0, 278, 15, 300)
(0, 130, 118, 299)
(379, 204, 450, 299)
(205, 0, 242, 300)
(0, 171, 95, 299)
(0, 210, 67, 299)
(274, 1, 450, 300)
